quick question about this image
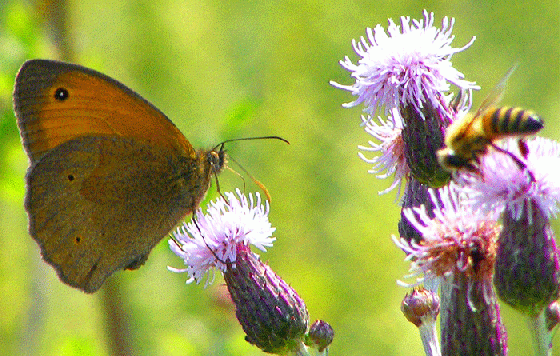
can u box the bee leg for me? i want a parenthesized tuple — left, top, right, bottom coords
(518, 139, 529, 159)
(465, 162, 479, 172)
(490, 143, 535, 182)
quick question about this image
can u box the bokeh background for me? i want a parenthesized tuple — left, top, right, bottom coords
(0, 1, 558, 355)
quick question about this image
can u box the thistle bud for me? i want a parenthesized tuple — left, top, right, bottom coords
(494, 201, 560, 315)
(306, 320, 334, 352)
(224, 244, 309, 354)
(401, 288, 440, 327)
(400, 102, 452, 187)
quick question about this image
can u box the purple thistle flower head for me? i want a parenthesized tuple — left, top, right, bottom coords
(452, 138, 560, 316)
(394, 185, 501, 303)
(169, 190, 314, 354)
(333, 11, 479, 188)
(395, 186, 508, 354)
(168, 189, 275, 285)
(331, 10, 478, 116)
(358, 110, 409, 196)
(494, 199, 560, 316)
(462, 137, 560, 221)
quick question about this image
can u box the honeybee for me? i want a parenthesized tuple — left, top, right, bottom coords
(437, 66, 544, 173)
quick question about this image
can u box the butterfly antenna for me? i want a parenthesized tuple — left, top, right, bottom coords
(213, 135, 289, 150)
(212, 135, 287, 202)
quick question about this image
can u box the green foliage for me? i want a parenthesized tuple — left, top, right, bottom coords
(0, 1, 558, 355)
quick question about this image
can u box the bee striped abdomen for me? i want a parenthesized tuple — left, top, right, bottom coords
(486, 107, 543, 138)
(438, 66, 545, 174)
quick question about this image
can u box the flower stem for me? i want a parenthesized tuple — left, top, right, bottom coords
(293, 343, 312, 356)
(528, 311, 552, 356)
(419, 321, 441, 356)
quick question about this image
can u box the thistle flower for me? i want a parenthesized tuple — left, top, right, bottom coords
(394, 185, 507, 355)
(458, 138, 560, 316)
(394, 185, 500, 298)
(169, 190, 313, 354)
(169, 190, 275, 285)
(224, 244, 310, 354)
(358, 110, 408, 196)
(333, 10, 478, 187)
(464, 137, 560, 220)
(495, 201, 560, 316)
(331, 10, 477, 116)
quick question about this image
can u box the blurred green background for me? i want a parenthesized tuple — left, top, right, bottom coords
(0, 1, 558, 355)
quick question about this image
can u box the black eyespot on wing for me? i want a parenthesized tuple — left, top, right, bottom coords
(54, 87, 69, 101)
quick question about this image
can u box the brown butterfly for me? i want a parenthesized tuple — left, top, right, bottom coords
(14, 59, 226, 293)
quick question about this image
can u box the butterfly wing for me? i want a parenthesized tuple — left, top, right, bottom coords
(26, 136, 196, 293)
(14, 59, 195, 163)
(13, 59, 210, 292)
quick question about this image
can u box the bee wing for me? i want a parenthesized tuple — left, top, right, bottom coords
(473, 64, 518, 118)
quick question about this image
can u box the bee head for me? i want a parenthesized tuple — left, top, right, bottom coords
(437, 148, 477, 172)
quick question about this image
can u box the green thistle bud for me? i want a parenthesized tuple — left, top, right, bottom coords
(494, 201, 560, 316)
(224, 244, 309, 354)
(400, 101, 452, 188)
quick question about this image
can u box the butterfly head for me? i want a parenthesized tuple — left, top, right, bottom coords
(208, 142, 227, 175)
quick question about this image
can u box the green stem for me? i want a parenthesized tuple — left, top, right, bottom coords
(419, 320, 441, 356)
(293, 342, 311, 356)
(528, 311, 552, 356)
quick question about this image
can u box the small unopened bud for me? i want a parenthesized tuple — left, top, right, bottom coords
(306, 320, 334, 352)
(401, 287, 440, 327)
(402, 288, 441, 355)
